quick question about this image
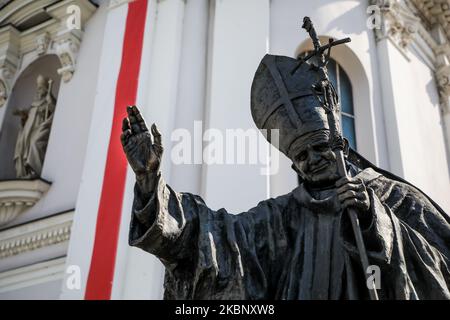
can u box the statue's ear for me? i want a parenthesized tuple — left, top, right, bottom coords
(343, 138, 350, 157)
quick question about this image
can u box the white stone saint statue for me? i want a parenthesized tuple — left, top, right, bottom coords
(13, 75, 56, 178)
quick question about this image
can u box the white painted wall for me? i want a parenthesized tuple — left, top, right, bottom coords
(201, 0, 270, 213)
(384, 43, 450, 210)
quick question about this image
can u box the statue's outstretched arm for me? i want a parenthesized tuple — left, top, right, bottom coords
(122, 105, 198, 264)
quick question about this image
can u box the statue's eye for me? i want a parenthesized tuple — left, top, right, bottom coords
(297, 152, 307, 162)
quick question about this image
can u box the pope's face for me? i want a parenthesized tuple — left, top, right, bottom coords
(291, 134, 339, 186)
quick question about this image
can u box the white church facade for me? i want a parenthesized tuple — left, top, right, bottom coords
(0, 0, 449, 299)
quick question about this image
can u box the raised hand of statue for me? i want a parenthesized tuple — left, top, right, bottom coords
(121, 105, 163, 194)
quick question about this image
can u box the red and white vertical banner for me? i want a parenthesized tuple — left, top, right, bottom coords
(84, 0, 149, 300)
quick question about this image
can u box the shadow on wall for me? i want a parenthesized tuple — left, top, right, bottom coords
(0, 55, 61, 180)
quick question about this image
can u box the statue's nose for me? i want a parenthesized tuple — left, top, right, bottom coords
(308, 151, 321, 165)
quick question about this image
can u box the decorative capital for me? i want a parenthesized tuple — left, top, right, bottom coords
(43, 0, 97, 83)
(0, 26, 20, 108)
(371, 0, 420, 50)
(432, 26, 450, 114)
(54, 32, 81, 83)
(436, 63, 450, 114)
(0, 62, 17, 108)
(0, 80, 6, 108)
(36, 32, 51, 56)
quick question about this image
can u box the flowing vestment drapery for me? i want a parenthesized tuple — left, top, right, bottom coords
(129, 158, 450, 300)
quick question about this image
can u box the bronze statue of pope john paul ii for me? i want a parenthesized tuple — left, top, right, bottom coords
(120, 18, 450, 300)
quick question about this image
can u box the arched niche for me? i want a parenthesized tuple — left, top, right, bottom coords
(0, 54, 62, 180)
(294, 36, 377, 163)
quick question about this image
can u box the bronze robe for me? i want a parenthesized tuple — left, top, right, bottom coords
(129, 166, 450, 300)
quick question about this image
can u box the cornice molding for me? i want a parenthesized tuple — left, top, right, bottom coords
(0, 179, 51, 226)
(410, 0, 450, 42)
(0, 211, 73, 259)
(0, 256, 66, 294)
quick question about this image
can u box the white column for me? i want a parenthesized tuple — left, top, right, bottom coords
(443, 110, 450, 172)
(170, 0, 209, 195)
(434, 26, 450, 174)
(375, 38, 406, 177)
(60, 3, 128, 299)
(113, 0, 187, 300)
(374, 6, 450, 211)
